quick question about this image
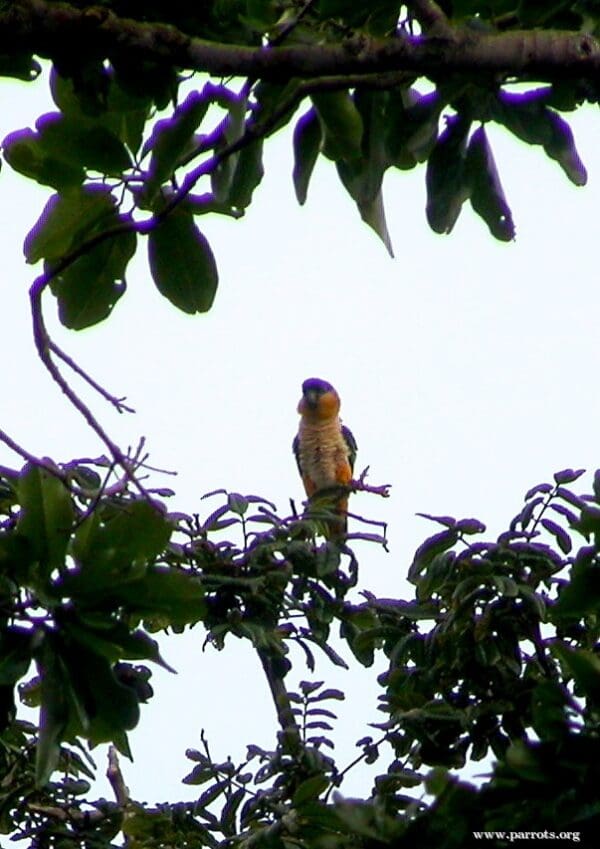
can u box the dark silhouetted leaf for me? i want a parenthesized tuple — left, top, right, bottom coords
(426, 114, 471, 234)
(541, 518, 571, 554)
(293, 108, 322, 204)
(554, 468, 585, 485)
(466, 125, 515, 241)
(148, 208, 218, 313)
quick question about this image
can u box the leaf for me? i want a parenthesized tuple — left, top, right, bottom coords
(357, 189, 394, 257)
(386, 88, 441, 167)
(425, 114, 471, 234)
(455, 518, 486, 535)
(416, 513, 457, 528)
(51, 224, 136, 330)
(227, 139, 264, 209)
(35, 112, 131, 175)
(552, 644, 600, 705)
(36, 639, 71, 786)
(540, 518, 572, 554)
(16, 463, 74, 582)
(24, 185, 116, 264)
(311, 91, 363, 162)
(292, 774, 329, 806)
(524, 482, 552, 500)
(143, 90, 211, 198)
(554, 468, 585, 485)
(0, 52, 41, 82)
(2, 128, 84, 190)
(409, 529, 459, 583)
(0, 628, 32, 686)
(466, 125, 515, 241)
(553, 557, 600, 619)
(114, 567, 206, 627)
(493, 92, 587, 185)
(293, 108, 322, 205)
(148, 208, 219, 314)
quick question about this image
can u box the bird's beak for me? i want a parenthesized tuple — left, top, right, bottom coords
(303, 389, 320, 408)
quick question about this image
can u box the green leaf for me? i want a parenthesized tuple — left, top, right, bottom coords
(0, 628, 32, 686)
(36, 640, 71, 786)
(148, 208, 219, 314)
(466, 126, 515, 241)
(36, 112, 131, 175)
(16, 464, 74, 582)
(50, 224, 136, 330)
(227, 139, 264, 209)
(24, 185, 116, 264)
(67, 500, 172, 585)
(292, 774, 329, 806)
(553, 555, 600, 619)
(552, 644, 600, 705)
(426, 114, 471, 234)
(143, 90, 211, 198)
(311, 91, 363, 162)
(2, 128, 84, 190)
(408, 530, 459, 583)
(293, 108, 322, 205)
(65, 646, 140, 746)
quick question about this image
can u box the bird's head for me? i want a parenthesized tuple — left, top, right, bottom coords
(298, 377, 341, 419)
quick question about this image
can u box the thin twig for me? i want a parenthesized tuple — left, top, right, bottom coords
(106, 745, 130, 806)
(49, 340, 135, 414)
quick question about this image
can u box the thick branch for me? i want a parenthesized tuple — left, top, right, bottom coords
(5, 0, 600, 83)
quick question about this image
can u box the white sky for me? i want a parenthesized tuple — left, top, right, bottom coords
(1, 71, 599, 803)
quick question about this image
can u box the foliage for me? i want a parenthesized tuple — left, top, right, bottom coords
(0, 1, 599, 331)
(0, 461, 599, 846)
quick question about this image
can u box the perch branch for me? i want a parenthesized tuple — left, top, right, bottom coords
(5, 0, 600, 83)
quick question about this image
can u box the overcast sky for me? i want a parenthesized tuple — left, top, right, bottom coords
(1, 71, 599, 803)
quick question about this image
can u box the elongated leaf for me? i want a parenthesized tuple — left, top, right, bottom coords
(227, 139, 264, 209)
(493, 92, 587, 185)
(148, 208, 219, 313)
(16, 464, 74, 582)
(466, 126, 515, 241)
(293, 108, 322, 204)
(426, 115, 471, 234)
(143, 90, 210, 197)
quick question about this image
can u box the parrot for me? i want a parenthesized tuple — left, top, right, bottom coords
(292, 377, 357, 538)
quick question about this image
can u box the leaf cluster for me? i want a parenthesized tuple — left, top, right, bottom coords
(1, 461, 600, 846)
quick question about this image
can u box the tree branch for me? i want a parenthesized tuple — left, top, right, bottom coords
(5, 0, 600, 83)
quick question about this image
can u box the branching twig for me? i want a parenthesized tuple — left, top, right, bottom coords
(49, 339, 135, 414)
(351, 466, 391, 498)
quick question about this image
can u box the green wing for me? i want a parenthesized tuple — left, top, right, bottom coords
(341, 425, 357, 473)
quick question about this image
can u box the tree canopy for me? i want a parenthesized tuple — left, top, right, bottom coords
(1, 2, 600, 848)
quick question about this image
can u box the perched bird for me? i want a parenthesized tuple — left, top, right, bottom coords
(293, 377, 357, 538)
